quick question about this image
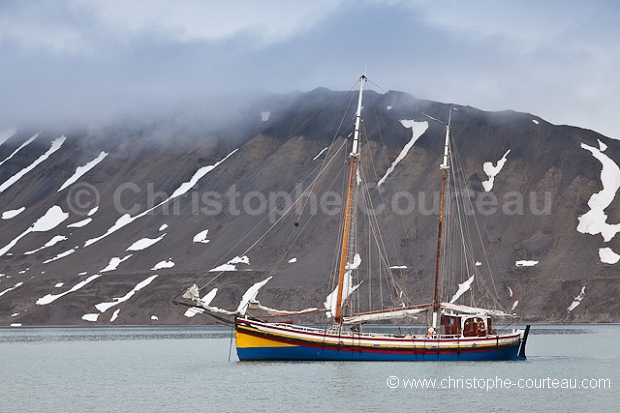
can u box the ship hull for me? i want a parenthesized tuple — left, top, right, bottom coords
(236, 317, 525, 362)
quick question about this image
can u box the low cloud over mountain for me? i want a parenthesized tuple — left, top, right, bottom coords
(1, 87, 618, 325)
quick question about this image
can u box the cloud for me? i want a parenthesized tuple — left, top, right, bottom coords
(90, 0, 345, 45)
(0, 0, 619, 138)
(0, 0, 345, 53)
(386, 0, 620, 137)
(0, 1, 351, 129)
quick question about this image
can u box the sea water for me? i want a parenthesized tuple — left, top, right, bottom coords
(0, 325, 617, 413)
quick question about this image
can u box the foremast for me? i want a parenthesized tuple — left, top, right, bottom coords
(432, 109, 452, 331)
(334, 75, 366, 325)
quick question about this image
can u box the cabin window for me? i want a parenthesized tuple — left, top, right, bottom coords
(440, 315, 461, 336)
(463, 317, 487, 337)
(487, 318, 496, 335)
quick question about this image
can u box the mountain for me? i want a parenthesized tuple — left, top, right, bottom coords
(0, 87, 618, 326)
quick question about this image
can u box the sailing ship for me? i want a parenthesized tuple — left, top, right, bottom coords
(177, 75, 530, 361)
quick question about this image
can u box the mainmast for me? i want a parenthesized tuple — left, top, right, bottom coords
(432, 108, 452, 330)
(334, 75, 366, 325)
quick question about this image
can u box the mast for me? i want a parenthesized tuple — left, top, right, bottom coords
(432, 108, 452, 330)
(334, 75, 365, 325)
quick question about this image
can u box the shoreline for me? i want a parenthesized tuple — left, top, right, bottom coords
(2, 321, 619, 329)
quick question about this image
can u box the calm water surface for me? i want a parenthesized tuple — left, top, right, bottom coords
(0, 325, 618, 412)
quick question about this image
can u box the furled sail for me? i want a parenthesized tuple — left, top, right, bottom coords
(324, 271, 362, 318)
(180, 283, 242, 315)
(182, 284, 200, 300)
(182, 278, 319, 316)
(183, 287, 218, 317)
(247, 301, 320, 316)
(342, 307, 428, 325)
(441, 302, 516, 318)
(236, 277, 273, 315)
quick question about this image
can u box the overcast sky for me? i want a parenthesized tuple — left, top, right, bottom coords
(1, 0, 618, 138)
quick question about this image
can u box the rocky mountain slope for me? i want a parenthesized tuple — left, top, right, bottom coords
(0, 86, 618, 326)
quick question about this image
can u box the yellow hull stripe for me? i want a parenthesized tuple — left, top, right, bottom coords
(236, 328, 297, 349)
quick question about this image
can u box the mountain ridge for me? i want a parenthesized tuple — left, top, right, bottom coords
(0, 86, 618, 326)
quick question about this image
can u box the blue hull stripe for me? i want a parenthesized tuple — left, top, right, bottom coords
(237, 342, 522, 361)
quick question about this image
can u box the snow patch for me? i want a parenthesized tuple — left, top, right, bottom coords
(532, 119, 539, 125)
(482, 150, 511, 192)
(42, 248, 76, 264)
(32, 205, 70, 232)
(288, 258, 297, 263)
(209, 255, 250, 272)
(84, 214, 132, 247)
(0, 136, 66, 193)
(567, 286, 586, 312)
(158, 224, 168, 231)
(378, 120, 428, 186)
(54, 282, 64, 288)
(110, 309, 120, 322)
(101, 255, 132, 273)
(599, 247, 620, 264)
(95, 275, 158, 313)
(169, 150, 238, 199)
(0, 205, 69, 257)
(37, 274, 103, 305)
(576, 141, 620, 245)
(313, 147, 328, 160)
(25, 235, 68, 255)
(516, 260, 539, 267)
(0, 133, 38, 168)
(57, 151, 108, 192)
(87, 206, 99, 216)
(0, 282, 23, 297)
(151, 260, 175, 270)
(449, 275, 475, 304)
(151, 315, 159, 320)
(193, 229, 210, 244)
(390, 265, 407, 269)
(82, 313, 99, 322)
(84, 149, 237, 247)
(261, 111, 271, 121)
(126, 234, 166, 251)
(67, 218, 92, 228)
(2, 207, 26, 220)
